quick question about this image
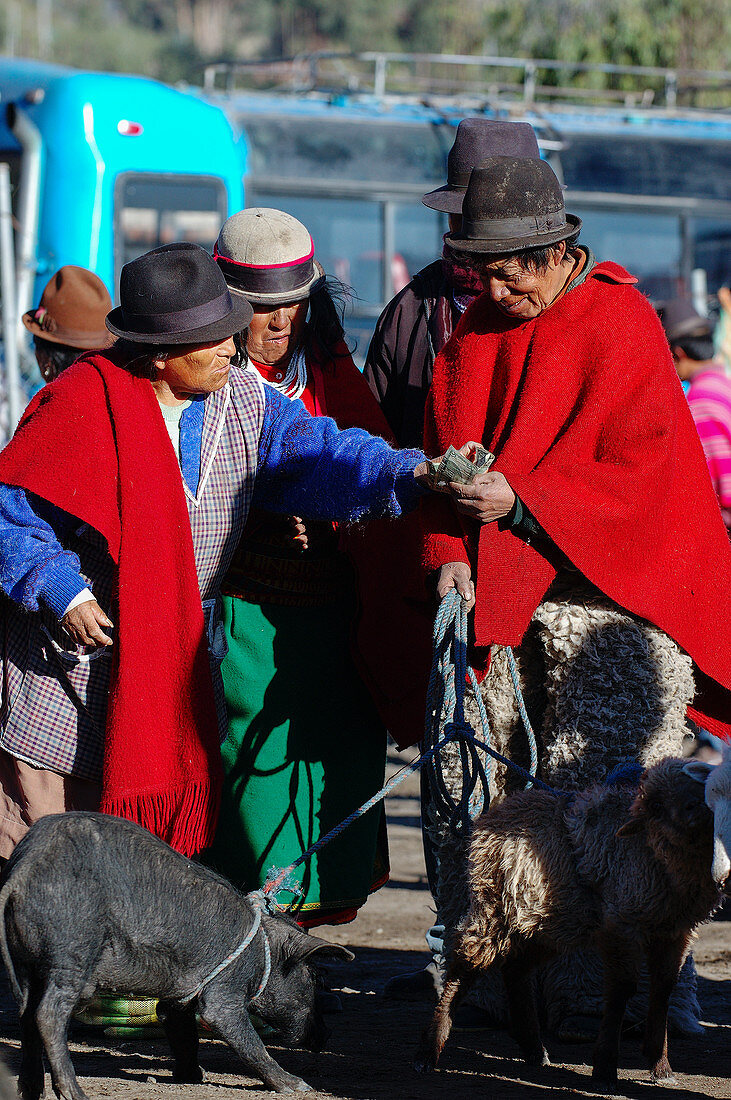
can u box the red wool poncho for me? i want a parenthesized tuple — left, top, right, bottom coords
(0, 354, 221, 854)
(422, 263, 731, 741)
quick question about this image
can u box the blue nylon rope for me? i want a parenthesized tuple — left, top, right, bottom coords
(263, 591, 553, 905)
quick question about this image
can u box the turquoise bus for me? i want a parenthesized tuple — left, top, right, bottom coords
(0, 58, 244, 407)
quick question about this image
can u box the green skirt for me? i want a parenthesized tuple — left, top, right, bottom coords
(203, 595, 388, 922)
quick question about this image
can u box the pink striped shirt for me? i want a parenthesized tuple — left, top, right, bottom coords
(687, 366, 731, 528)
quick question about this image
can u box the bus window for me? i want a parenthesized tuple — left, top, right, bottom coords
(393, 201, 447, 280)
(560, 135, 731, 204)
(238, 116, 448, 186)
(691, 217, 731, 295)
(570, 206, 682, 301)
(114, 173, 227, 289)
(248, 192, 383, 304)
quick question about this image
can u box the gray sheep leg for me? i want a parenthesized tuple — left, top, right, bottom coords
(642, 935, 689, 1083)
(415, 963, 476, 1071)
(502, 954, 550, 1066)
(592, 933, 641, 1089)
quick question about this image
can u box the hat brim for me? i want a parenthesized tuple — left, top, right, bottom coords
(22, 312, 114, 349)
(421, 185, 466, 214)
(665, 317, 714, 342)
(105, 295, 254, 345)
(445, 213, 582, 255)
(223, 262, 324, 308)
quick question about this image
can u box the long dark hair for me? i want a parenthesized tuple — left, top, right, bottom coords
(304, 276, 352, 362)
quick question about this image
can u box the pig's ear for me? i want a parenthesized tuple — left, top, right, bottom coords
(300, 937, 355, 963)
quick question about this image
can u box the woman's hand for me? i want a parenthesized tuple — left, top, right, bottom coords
(290, 516, 308, 552)
(413, 460, 435, 489)
(62, 600, 114, 648)
(436, 562, 475, 611)
(447, 470, 516, 524)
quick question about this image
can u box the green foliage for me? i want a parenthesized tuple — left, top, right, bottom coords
(3, 0, 729, 88)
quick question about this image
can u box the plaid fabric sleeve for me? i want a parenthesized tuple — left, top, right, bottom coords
(0, 485, 87, 613)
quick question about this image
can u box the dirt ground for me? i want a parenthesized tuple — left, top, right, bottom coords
(0, 747, 728, 1100)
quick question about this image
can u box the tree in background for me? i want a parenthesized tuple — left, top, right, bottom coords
(483, 0, 728, 83)
(1, 0, 728, 88)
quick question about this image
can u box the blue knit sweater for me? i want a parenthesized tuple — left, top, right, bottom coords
(0, 386, 426, 618)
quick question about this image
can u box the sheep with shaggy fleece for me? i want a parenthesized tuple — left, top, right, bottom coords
(424, 576, 701, 1038)
(416, 757, 726, 1091)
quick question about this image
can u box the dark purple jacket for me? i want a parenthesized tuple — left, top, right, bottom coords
(363, 260, 453, 449)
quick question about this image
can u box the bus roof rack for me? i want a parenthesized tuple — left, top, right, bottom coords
(202, 51, 731, 113)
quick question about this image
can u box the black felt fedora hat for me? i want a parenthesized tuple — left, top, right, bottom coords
(106, 242, 253, 345)
(422, 119, 541, 214)
(446, 156, 582, 254)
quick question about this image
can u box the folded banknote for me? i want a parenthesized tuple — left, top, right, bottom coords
(427, 444, 495, 487)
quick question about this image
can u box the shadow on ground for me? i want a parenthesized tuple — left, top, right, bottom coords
(0, 941, 728, 1100)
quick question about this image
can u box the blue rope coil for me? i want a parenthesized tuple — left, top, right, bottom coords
(263, 590, 550, 905)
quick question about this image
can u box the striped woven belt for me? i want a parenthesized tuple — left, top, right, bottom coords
(222, 547, 353, 607)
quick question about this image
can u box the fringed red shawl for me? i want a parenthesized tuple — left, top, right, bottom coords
(422, 263, 731, 741)
(0, 353, 221, 853)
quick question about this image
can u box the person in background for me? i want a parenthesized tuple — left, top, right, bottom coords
(207, 208, 401, 929)
(363, 118, 541, 450)
(660, 298, 731, 532)
(715, 285, 731, 371)
(22, 265, 113, 383)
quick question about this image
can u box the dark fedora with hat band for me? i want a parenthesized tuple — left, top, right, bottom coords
(106, 242, 253, 345)
(214, 208, 325, 307)
(446, 156, 582, 255)
(422, 119, 541, 214)
(23, 265, 114, 350)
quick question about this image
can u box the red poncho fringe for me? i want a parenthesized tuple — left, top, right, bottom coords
(0, 354, 221, 853)
(422, 263, 731, 741)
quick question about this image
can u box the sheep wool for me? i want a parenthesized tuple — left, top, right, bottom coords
(434, 576, 700, 1032)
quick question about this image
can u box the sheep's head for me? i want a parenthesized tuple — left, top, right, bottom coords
(617, 759, 714, 870)
(683, 744, 731, 892)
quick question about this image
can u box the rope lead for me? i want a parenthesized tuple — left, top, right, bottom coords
(263, 590, 549, 906)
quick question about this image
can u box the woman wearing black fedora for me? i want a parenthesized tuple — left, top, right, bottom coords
(421, 155, 731, 1039)
(207, 208, 406, 928)
(0, 241, 433, 865)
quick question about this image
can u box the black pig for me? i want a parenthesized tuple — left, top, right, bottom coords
(0, 812, 353, 1100)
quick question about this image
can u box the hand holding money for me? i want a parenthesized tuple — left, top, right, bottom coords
(426, 442, 496, 490)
